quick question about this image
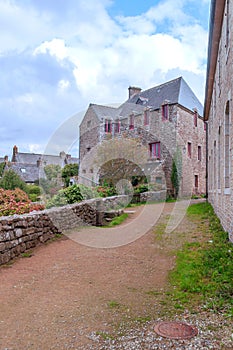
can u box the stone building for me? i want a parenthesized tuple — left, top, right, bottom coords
(3, 145, 78, 184)
(204, 0, 233, 241)
(79, 77, 206, 197)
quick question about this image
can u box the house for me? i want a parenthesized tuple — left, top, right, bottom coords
(4, 145, 79, 184)
(204, 0, 233, 242)
(79, 77, 206, 197)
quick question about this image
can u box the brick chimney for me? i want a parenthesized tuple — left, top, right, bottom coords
(12, 145, 18, 162)
(37, 157, 42, 167)
(4, 155, 8, 164)
(128, 86, 142, 99)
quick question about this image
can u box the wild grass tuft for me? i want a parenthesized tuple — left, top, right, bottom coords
(169, 202, 233, 318)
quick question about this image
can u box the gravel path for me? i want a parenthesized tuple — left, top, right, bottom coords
(0, 202, 232, 349)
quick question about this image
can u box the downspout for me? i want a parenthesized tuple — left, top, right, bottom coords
(205, 121, 208, 201)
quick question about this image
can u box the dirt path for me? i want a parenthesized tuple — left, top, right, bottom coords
(0, 201, 232, 350)
(0, 203, 175, 349)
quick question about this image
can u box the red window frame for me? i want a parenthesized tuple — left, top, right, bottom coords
(129, 114, 135, 130)
(162, 104, 169, 120)
(105, 119, 112, 133)
(149, 142, 161, 159)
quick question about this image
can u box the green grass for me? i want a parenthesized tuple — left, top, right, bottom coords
(106, 213, 128, 227)
(169, 202, 233, 318)
(107, 300, 121, 309)
(21, 251, 33, 258)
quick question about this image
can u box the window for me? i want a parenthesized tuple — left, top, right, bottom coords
(198, 146, 201, 161)
(115, 120, 121, 133)
(195, 175, 198, 189)
(224, 101, 230, 188)
(129, 114, 135, 130)
(162, 104, 169, 120)
(204, 122, 207, 131)
(105, 119, 112, 133)
(194, 111, 198, 127)
(188, 142, 192, 158)
(149, 142, 161, 159)
(144, 110, 149, 125)
(20, 168, 26, 173)
(87, 120, 91, 128)
(87, 147, 91, 152)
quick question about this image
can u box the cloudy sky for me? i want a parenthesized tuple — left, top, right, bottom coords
(0, 0, 210, 158)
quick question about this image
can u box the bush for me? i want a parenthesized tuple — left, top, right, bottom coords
(0, 169, 27, 192)
(134, 184, 148, 194)
(26, 185, 42, 202)
(97, 183, 117, 197)
(46, 190, 68, 209)
(0, 188, 44, 216)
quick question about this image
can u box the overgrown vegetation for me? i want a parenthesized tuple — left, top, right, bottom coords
(62, 163, 79, 187)
(169, 202, 233, 318)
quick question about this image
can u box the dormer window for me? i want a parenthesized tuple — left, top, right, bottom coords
(105, 119, 112, 133)
(129, 114, 135, 130)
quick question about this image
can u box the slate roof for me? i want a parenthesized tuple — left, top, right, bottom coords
(0, 158, 5, 163)
(89, 77, 203, 121)
(128, 77, 203, 116)
(12, 152, 78, 167)
(5, 163, 46, 183)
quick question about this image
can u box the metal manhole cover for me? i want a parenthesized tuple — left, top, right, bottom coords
(154, 321, 198, 340)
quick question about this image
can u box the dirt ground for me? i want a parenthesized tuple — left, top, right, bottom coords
(0, 202, 232, 350)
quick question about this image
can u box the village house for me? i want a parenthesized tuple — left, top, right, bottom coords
(204, 0, 233, 242)
(79, 77, 206, 197)
(2, 145, 78, 184)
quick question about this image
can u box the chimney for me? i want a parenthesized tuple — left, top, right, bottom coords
(59, 151, 66, 159)
(37, 157, 42, 167)
(4, 155, 8, 164)
(12, 145, 18, 162)
(128, 86, 142, 99)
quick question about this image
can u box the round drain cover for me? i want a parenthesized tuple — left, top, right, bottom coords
(154, 321, 198, 339)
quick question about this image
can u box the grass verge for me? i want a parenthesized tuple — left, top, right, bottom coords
(106, 213, 128, 227)
(169, 202, 233, 318)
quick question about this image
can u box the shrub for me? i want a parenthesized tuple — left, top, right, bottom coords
(26, 184, 42, 202)
(0, 188, 44, 216)
(134, 184, 148, 194)
(0, 169, 27, 192)
(46, 190, 68, 209)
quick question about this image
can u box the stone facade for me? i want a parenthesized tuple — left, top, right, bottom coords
(79, 78, 206, 197)
(0, 195, 129, 265)
(204, 0, 233, 241)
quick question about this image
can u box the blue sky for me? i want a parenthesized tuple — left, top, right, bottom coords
(0, 0, 211, 157)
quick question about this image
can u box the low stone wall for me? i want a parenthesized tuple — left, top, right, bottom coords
(0, 195, 129, 265)
(140, 190, 167, 202)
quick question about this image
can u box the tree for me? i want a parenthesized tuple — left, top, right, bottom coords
(62, 163, 79, 187)
(44, 164, 62, 181)
(0, 162, 5, 177)
(0, 169, 27, 192)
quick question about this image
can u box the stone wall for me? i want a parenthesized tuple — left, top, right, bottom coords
(206, 0, 233, 242)
(0, 195, 129, 265)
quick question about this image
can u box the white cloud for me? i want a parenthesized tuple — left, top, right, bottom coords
(0, 0, 210, 155)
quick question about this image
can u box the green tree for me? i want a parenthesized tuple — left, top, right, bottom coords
(0, 162, 5, 177)
(44, 164, 62, 181)
(62, 163, 79, 187)
(0, 169, 27, 192)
